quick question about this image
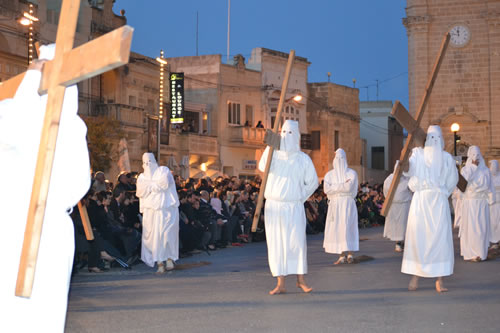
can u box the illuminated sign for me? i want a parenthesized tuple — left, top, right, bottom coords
(242, 160, 257, 170)
(170, 72, 184, 124)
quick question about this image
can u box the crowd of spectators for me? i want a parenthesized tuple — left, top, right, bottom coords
(71, 170, 385, 273)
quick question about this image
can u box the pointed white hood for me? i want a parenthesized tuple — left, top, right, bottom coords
(466, 145, 486, 168)
(332, 148, 348, 183)
(279, 120, 300, 153)
(142, 152, 158, 179)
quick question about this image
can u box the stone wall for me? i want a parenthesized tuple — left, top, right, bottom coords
(405, 0, 500, 160)
(307, 82, 362, 178)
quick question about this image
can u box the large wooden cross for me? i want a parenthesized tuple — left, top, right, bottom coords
(381, 32, 466, 216)
(0, 0, 133, 297)
(251, 50, 295, 232)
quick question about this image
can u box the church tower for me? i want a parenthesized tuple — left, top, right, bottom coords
(405, 0, 500, 159)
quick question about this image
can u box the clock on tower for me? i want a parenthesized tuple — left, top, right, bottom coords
(449, 25, 471, 47)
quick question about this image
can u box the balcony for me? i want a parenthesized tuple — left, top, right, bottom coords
(95, 103, 145, 128)
(226, 126, 266, 148)
(169, 132, 218, 157)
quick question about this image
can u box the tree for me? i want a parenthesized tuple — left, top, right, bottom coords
(84, 116, 124, 172)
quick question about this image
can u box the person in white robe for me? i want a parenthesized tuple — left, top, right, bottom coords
(452, 187, 463, 231)
(383, 161, 412, 252)
(258, 120, 318, 295)
(0, 45, 91, 332)
(460, 146, 494, 262)
(136, 153, 180, 273)
(401, 125, 458, 293)
(323, 148, 359, 264)
(488, 160, 500, 249)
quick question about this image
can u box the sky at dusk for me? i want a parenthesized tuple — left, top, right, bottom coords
(116, 0, 409, 105)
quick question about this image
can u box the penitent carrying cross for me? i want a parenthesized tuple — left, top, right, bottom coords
(381, 32, 467, 217)
(0, 0, 133, 297)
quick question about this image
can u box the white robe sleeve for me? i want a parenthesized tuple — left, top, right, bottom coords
(258, 146, 271, 172)
(136, 174, 151, 198)
(444, 153, 459, 196)
(152, 167, 170, 193)
(324, 170, 356, 195)
(383, 173, 394, 197)
(300, 154, 319, 202)
(462, 165, 490, 193)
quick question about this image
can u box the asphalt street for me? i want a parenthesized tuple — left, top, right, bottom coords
(65, 227, 500, 333)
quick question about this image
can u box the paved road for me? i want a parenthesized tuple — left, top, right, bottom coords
(66, 227, 500, 333)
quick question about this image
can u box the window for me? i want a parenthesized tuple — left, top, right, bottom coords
(311, 131, 321, 150)
(227, 102, 241, 125)
(372, 146, 385, 170)
(334, 130, 339, 150)
(245, 105, 253, 126)
(129, 95, 136, 106)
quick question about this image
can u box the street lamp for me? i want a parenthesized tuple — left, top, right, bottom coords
(156, 49, 168, 161)
(451, 122, 460, 156)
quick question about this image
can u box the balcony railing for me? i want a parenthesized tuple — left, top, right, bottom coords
(95, 103, 145, 127)
(169, 132, 218, 156)
(227, 126, 266, 147)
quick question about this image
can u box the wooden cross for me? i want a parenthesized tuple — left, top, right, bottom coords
(0, 0, 133, 297)
(381, 32, 466, 217)
(251, 50, 295, 232)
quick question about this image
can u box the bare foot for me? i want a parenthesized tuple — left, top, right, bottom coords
(408, 276, 419, 291)
(334, 256, 346, 265)
(156, 263, 166, 274)
(436, 279, 448, 293)
(296, 282, 313, 293)
(269, 286, 286, 295)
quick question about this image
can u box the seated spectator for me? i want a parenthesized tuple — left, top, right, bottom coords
(92, 171, 107, 193)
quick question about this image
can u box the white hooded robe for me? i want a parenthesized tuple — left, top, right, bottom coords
(489, 160, 500, 243)
(0, 45, 91, 332)
(452, 188, 463, 231)
(323, 148, 359, 253)
(460, 146, 494, 260)
(259, 120, 318, 277)
(383, 162, 412, 242)
(136, 153, 180, 266)
(401, 126, 458, 277)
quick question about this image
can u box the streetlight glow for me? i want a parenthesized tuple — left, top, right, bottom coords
(451, 123, 460, 132)
(156, 57, 168, 65)
(293, 94, 302, 102)
(19, 17, 30, 26)
(23, 12, 39, 22)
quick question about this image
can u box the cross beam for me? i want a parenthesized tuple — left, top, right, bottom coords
(0, 0, 133, 297)
(251, 50, 295, 232)
(381, 32, 450, 217)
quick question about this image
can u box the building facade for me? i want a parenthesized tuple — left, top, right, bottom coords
(307, 82, 362, 179)
(360, 101, 404, 173)
(405, 0, 500, 160)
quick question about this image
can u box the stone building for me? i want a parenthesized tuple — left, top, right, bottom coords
(307, 82, 363, 180)
(0, 0, 94, 113)
(360, 101, 404, 173)
(405, 0, 500, 160)
(166, 53, 264, 179)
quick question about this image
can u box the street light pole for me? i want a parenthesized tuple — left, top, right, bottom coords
(454, 131, 457, 156)
(156, 50, 168, 162)
(451, 122, 460, 157)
